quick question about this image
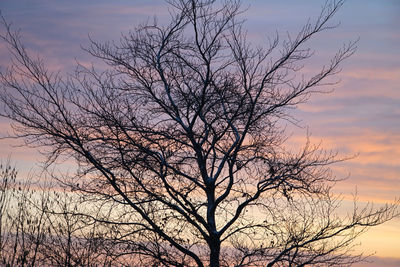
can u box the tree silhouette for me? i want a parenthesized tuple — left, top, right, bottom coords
(0, 161, 117, 267)
(0, 0, 398, 266)
(0, 162, 49, 266)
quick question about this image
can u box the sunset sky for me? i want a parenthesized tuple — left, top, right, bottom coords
(0, 1, 399, 266)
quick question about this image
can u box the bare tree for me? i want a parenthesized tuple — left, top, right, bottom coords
(0, 161, 49, 267)
(0, 162, 115, 267)
(0, 0, 398, 266)
(36, 187, 115, 267)
(0, 160, 17, 265)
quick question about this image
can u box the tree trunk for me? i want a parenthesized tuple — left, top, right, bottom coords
(209, 239, 220, 267)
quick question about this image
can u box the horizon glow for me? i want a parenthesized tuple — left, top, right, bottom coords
(0, 1, 399, 265)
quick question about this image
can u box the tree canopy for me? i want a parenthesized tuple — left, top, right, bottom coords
(0, 1, 398, 266)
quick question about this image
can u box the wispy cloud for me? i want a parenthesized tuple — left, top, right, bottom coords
(0, 0, 399, 260)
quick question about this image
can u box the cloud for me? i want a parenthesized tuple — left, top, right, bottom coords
(352, 256, 400, 267)
(286, 126, 400, 203)
(342, 67, 400, 84)
(0, 0, 399, 260)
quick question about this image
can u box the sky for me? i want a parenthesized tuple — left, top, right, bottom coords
(0, 0, 399, 265)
